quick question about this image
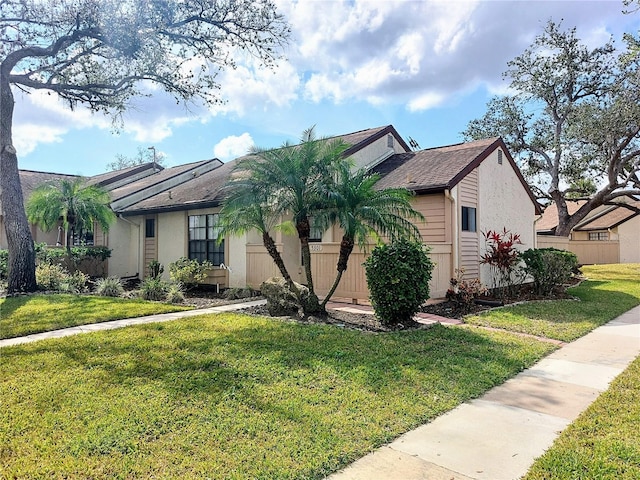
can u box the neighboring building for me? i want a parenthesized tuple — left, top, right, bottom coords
(6, 125, 542, 300)
(537, 197, 640, 265)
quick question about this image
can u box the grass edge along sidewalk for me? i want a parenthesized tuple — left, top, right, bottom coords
(1, 314, 555, 479)
(0, 294, 192, 340)
(465, 264, 640, 342)
(524, 350, 640, 480)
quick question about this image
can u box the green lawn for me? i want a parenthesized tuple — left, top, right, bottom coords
(524, 354, 640, 480)
(0, 294, 192, 339)
(1, 314, 555, 479)
(465, 264, 640, 342)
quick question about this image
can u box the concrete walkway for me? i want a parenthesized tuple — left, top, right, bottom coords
(327, 305, 640, 480)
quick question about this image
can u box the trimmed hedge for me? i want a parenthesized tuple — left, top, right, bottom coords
(364, 239, 434, 325)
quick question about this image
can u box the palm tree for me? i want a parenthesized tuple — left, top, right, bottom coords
(26, 178, 116, 255)
(240, 127, 349, 313)
(218, 171, 293, 283)
(316, 163, 424, 309)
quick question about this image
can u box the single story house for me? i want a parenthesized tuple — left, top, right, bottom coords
(4, 125, 542, 300)
(537, 196, 640, 265)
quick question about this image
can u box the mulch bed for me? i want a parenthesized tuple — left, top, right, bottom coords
(239, 304, 427, 333)
(183, 279, 584, 333)
(421, 278, 583, 320)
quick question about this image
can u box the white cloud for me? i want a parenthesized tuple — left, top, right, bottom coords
(11, 0, 635, 162)
(213, 133, 255, 161)
(278, 0, 631, 112)
(13, 124, 65, 156)
(407, 92, 446, 112)
(208, 59, 300, 116)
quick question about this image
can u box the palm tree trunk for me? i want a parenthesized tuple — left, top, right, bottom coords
(1, 66, 37, 293)
(321, 236, 354, 309)
(262, 231, 292, 283)
(296, 216, 321, 313)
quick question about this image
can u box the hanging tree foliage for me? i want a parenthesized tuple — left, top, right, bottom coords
(0, 0, 290, 292)
(463, 21, 640, 237)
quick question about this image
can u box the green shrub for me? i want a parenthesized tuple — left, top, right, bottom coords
(168, 257, 213, 290)
(34, 243, 111, 265)
(147, 260, 164, 280)
(95, 276, 124, 297)
(35, 263, 69, 291)
(521, 248, 579, 295)
(165, 283, 185, 304)
(61, 271, 89, 294)
(140, 278, 169, 301)
(364, 239, 434, 326)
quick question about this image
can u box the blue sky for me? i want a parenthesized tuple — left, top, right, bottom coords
(13, 0, 639, 177)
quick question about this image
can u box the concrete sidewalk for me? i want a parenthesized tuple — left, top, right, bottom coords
(327, 305, 640, 480)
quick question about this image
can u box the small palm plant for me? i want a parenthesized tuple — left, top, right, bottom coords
(316, 163, 424, 308)
(26, 178, 115, 256)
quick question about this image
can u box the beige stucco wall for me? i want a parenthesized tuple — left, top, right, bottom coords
(618, 216, 640, 263)
(227, 233, 247, 286)
(0, 217, 62, 250)
(106, 216, 142, 278)
(157, 210, 188, 278)
(477, 148, 537, 285)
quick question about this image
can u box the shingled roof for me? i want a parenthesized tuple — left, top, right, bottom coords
(574, 197, 640, 231)
(108, 159, 223, 210)
(372, 137, 540, 213)
(118, 160, 236, 215)
(536, 196, 640, 233)
(118, 126, 407, 215)
(14, 170, 80, 204)
(536, 200, 588, 233)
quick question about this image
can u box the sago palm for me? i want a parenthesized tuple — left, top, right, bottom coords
(26, 178, 115, 255)
(317, 163, 424, 308)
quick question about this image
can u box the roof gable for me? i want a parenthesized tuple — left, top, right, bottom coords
(372, 137, 541, 214)
(574, 197, 640, 231)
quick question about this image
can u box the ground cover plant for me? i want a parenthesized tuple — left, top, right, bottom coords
(524, 354, 640, 480)
(0, 294, 191, 339)
(0, 313, 556, 479)
(464, 264, 640, 342)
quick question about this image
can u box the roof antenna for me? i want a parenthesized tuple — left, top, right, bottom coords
(407, 136, 421, 151)
(148, 146, 158, 172)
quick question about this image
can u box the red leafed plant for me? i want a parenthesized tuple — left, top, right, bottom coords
(480, 228, 524, 297)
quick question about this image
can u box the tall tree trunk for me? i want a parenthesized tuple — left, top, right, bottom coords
(296, 216, 321, 313)
(321, 236, 354, 309)
(262, 231, 292, 283)
(1, 68, 37, 292)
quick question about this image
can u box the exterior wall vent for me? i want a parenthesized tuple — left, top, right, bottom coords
(387, 134, 394, 148)
(498, 149, 503, 165)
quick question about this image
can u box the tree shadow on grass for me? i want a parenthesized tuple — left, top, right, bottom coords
(1, 316, 556, 478)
